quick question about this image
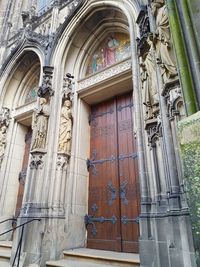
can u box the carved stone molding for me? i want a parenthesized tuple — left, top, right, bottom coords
(78, 59, 132, 90)
(29, 153, 45, 170)
(56, 153, 70, 171)
(38, 66, 54, 97)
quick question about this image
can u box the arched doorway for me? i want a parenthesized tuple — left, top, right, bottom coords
(0, 50, 41, 227)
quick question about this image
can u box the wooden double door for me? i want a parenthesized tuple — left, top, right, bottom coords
(86, 93, 140, 253)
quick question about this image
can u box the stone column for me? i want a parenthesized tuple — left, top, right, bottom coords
(136, 2, 196, 266)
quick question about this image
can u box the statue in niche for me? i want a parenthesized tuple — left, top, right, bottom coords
(0, 125, 7, 164)
(151, 0, 178, 83)
(58, 99, 73, 155)
(141, 35, 159, 120)
(0, 107, 10, 165)
(31, 97, 50, 150)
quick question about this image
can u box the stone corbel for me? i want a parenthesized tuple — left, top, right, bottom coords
(38, 66, 54, 97)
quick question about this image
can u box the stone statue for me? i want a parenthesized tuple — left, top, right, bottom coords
(141, 35, 159, 120)
(0, 125, 7, 164)
(58, 99, 72, 155)
(151, 0, 177, 83)
(31, 98, 49, 150)
(0, 107, 10, 165)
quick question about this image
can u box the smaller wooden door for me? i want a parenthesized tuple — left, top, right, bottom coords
(15, 128, 32, 217)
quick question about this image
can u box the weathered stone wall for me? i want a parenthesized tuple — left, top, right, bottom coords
(178, 111, 200, 266)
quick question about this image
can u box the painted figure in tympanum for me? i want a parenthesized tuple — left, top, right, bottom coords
(31, 97, 49, 150)
(58, 99, 72, 155)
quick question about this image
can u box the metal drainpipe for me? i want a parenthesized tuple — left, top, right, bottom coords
(166, 0, 198, 115)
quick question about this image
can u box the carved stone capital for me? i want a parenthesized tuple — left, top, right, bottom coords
(38, 66, 54, 97)
(56, 153, 70, 171)
(29, 152, 45, 170)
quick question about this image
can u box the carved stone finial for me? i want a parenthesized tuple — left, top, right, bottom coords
(21, 6, 38, 28)
(37, 66, 54, 97)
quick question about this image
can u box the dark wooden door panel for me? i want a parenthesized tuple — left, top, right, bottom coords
(15, 128, 32, 217)
(87, 93, 140, 253)
(117, 94, 140, 253)
(87, 99, 121, 251)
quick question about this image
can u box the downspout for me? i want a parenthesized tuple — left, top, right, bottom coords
(166, 0, 198, 115)
(176, 0, 200, 109)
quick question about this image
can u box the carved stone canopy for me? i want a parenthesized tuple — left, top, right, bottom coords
(0, 107, 10, 127)
(37, 66, 54, 97)
(62, 73, 74, 101)
(136, 5, 150, 57)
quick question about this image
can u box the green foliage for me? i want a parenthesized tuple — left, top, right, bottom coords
(181, 142, 200, 264)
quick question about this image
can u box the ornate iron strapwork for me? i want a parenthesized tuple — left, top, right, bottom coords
(121, 216, 140, 225)
(118, 153, 137, 161)
(108, 181, 117, 206)
(89, 108, 114, 125)
(117, 102, 133, 112)
(87, 150, 115, 176)
(120, 180, 128, 205)
(85, 214, 117, 236)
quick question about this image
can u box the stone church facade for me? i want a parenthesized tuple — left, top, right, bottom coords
(0, 0, 199, 266)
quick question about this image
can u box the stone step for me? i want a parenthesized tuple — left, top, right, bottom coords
(46, 248, 140, 267)
(0, 241, 12, 267)
(0, 241, 12, 252)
